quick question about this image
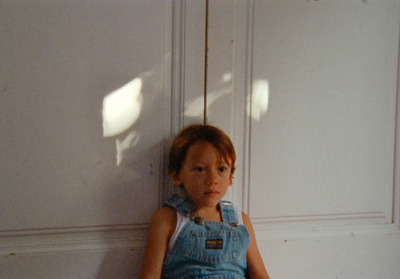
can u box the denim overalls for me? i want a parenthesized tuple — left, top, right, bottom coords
(162, 195, 250, 279)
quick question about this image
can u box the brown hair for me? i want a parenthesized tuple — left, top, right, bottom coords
(168, 124, 236, 175)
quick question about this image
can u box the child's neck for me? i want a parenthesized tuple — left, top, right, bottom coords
(192, 205, 222, 222)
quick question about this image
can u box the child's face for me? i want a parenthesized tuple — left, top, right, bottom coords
(171, 141, 233, 209)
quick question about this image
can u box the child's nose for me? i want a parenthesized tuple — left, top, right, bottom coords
(207, 170, 218, 185)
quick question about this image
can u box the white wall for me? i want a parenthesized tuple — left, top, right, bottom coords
(0, 1, 174, 277)
(206, 1, 400, 278)
(1, 1, 400, 278)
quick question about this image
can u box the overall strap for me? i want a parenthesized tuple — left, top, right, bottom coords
(164, 194, 195, 217)
(219, 200, 238, 224)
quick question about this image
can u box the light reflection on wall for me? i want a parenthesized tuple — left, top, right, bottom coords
(184, 86, 232, 117)
(102, 73, 269, 166)
(184, 75, 270, 121)
(185, 72, 233, 117)
(102, 77, 143, 165)
(247, 79, 269, 121)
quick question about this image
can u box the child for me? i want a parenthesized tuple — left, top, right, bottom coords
(140, 124, 270, 279)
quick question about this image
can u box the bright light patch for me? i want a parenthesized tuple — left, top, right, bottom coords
(248, 79, 269, 121)
(184, 95, 204, 117)
(223, 73, 232, 82)
(102, 78, 143, 137)
(184, 87, 231, 117)
(116, 131, 140, 166)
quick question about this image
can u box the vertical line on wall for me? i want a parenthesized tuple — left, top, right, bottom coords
(167, 0, 187, 200)
(160, 0, 175, 206)
(392, 21, 400, 229)
(203, 0, 209, 125)
(243, 0, 255, 215)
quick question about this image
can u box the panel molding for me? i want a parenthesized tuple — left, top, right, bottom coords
(162, 0, 187, 201)
(0, 225, 148, 256)
(231, 0, 400, 236)
(252, 212, 390, 232)
(252, 211, 386, 224)
(393, 25, 400, 230)
(0, 0, 178, 256)
(230, 0, 255, 212)
(240, 0, 255, 216)
(254, 223, 400, 241)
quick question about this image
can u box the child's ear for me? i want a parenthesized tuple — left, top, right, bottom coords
(170, 171, 182, 186)
(228, 164, 234, 186)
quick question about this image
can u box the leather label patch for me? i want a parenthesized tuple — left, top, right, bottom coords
(205, 239, 223, 249)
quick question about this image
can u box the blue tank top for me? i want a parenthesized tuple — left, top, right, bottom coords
(162, 195, 250, 279)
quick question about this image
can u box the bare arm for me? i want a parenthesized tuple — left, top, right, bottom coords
(140, 207, 176, 279)
(242, 212, 271, 279)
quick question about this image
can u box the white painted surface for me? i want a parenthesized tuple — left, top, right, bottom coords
(0, 0, 170, 230)
(208, 0, 400, 278)
(182, 0, 206, 126)
(0, 0, 172, 277)
(249, 0, 398, 229)
(0, 248, 145, 279)
(1, 0, 400, 278)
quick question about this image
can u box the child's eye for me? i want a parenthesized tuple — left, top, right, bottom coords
(219, 167, 227, 172)
(195, 167, 205, 172)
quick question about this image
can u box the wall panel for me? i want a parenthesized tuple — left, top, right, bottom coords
(207, 2, 400, 277)
(248, 0, 399, 231)
(0, 0, 176, 277)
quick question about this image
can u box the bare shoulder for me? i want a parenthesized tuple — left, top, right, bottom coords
(241, 212, 271, 279)
(241, 211, 253, 229)
(241, 211, 249, 221)
(152, 206, 176, 222)
(140, 207, 177, 278)
(150, 207, 176, 232)
(241, 212, 257, 242)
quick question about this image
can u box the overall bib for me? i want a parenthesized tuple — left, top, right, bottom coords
(162, 195, 250, 279)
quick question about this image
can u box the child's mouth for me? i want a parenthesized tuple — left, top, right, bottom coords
(204, 190, 219, 196)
